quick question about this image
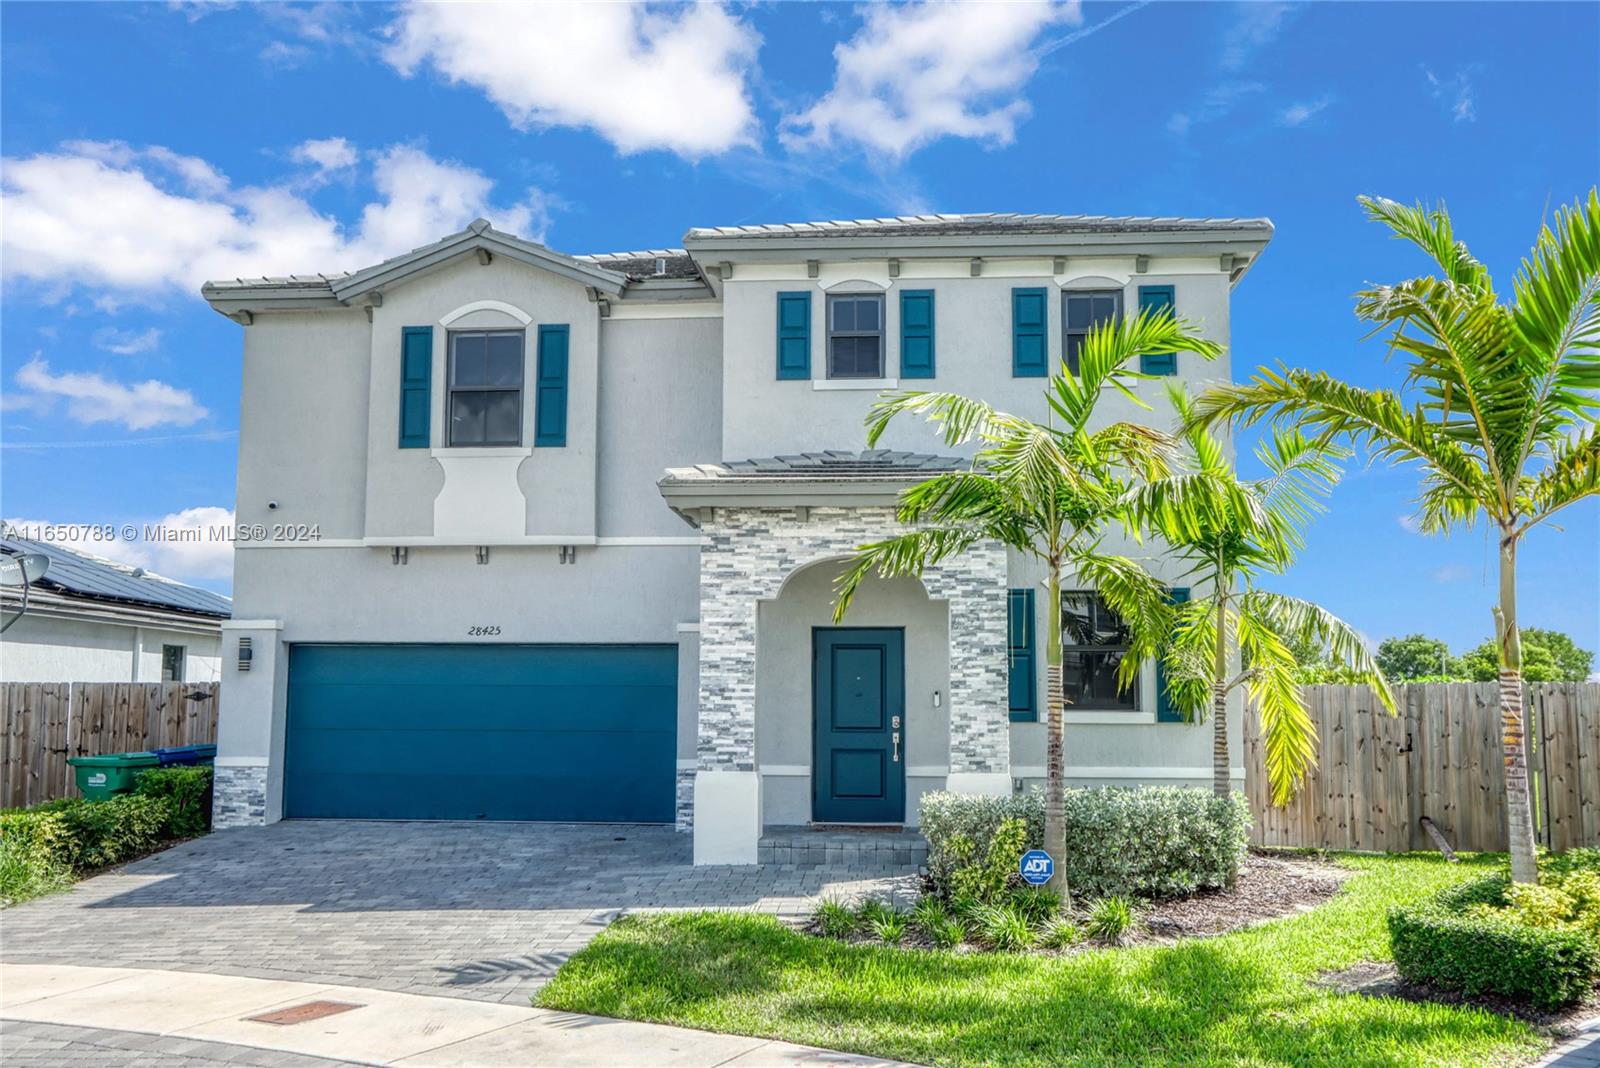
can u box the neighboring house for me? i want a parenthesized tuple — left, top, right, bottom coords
(202, 212, 1271, 862)
(0, 535, 230, 683)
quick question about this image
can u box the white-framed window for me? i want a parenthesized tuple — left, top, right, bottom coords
(1062, 591, 1139, 710)
(1063, 290, 1124, 375)
(447, 330, 524, 447)
(826, 293, 885, 378)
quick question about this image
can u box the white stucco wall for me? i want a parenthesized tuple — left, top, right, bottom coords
(0, 613, 222, 683)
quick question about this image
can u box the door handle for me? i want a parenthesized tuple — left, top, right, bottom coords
(892, 732, 901, 762)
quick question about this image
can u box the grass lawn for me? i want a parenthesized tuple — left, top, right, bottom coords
(537, 853, 1553, 1068)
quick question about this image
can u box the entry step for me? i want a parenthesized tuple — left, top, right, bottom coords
(757, 826, 927, 869)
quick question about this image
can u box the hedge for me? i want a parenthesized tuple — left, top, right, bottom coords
(920, 786, 1251, 899)
(0, 766, 213, 876)
(1388, 867, 1600, 1010)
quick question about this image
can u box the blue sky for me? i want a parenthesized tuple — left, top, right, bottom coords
(1, 1, 1595, 657)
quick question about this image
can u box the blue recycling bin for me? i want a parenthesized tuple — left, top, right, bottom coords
(150, 744, 217, 767)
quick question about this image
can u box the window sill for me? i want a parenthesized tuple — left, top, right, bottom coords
(430, 446, 532, 459)
(1063, 710, 1155, 725)
(812, 378, 898, 391)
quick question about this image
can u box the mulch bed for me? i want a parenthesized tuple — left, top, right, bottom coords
(1314, 960, 1600, 1036)
(1131, 851, 1350, 944)
(798, 849, 1352, 953)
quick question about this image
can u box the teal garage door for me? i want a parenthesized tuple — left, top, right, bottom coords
(285, 644, 677, 822)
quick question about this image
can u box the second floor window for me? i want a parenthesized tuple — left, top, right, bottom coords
(827, 293, 884, 378)
(1063, 290, 1123, 375)
(1062, 590, 1138, 710)
(448, 330, 524, 447)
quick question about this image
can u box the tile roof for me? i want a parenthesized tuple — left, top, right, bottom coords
(572, 250, 702, 280)
(674, 450, 970, 480)
(685, 211, 1273, 240)
(1, 536, 232, 618)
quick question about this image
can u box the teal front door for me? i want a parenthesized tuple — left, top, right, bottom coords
(812, 628, 905, 824)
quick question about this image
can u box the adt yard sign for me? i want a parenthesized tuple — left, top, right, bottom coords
(1019, 849, 1054, 886)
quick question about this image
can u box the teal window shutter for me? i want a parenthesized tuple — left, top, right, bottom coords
(1012, 287, 1048, 377)
(1138, 285, 1178, 375)
(1156, 586, 1190, 722)
(534, 324, 569, 447)
(1008, 588, 1037, 721)
(776, 291, 811, 379)
(398, 326, 432, 448)
(899, 289, 935, 379)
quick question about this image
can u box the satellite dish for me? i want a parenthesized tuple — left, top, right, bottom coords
(0, 551, 49, 634)
(0, 552, 49, 587)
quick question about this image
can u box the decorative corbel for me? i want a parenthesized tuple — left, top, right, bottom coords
(476, 248, 493, 266)
(1135, 255, 1150, 274)
(806, 260, 820, 279)
(1052, 257, 1067, 275)
(887, 258, 900, 278)
(969, 257, 984, 277)
(1219, 252, 1236, 274)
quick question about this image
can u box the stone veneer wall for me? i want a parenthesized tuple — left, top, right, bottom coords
(688, 505, 1008, 826)
(212, 764, 268, 829)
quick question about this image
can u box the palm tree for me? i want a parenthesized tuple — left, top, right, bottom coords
(832, 311, 1220, 902)
(1120, 385, 1394, 804)
(1189, 190, 1600, 883)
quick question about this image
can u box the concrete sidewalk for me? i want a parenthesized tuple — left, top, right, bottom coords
(0, 964, 914, 1067)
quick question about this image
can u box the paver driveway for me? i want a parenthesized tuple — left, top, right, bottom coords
(1, 821, 919, 1007)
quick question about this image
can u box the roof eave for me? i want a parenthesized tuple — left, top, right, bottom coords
(682, 226, 1273, 259)
(330, 228, 628, 302)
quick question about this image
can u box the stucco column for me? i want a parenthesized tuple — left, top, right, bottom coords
(691, 515, 779, 863)
(213, 619, 286, 828)
(926, 541, 1011, 795)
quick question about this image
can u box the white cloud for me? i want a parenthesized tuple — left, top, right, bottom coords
(92, 326, 162, 355)
(8, 358, 208, 430)
(1432, 563, 1475, 584)
(1220, 2, 1293, 70)
(1425, 67, 1476, 123)
(1396, 514, 1423, 534)
(290, 136, 358, 174)
(384, 2, 760, 158)
(782, 1, 1081, 158)
(1167, 82, 1264, 139)
(1279, 94, 1333, 127)
(1, 140, 554, 298)
(122, 505, 236, 581)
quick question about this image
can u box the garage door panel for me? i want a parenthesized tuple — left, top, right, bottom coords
(287, 682, 675, 733)
(285, 644, 677, 822)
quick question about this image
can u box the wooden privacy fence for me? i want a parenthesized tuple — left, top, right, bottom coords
(1247, 682, 1600, 853)
(1, 682, 219, 808)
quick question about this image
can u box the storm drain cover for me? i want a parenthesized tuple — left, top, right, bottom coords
(247, 1000, 363, 1025)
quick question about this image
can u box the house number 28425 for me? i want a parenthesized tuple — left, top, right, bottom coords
(467, 626, 501, 637)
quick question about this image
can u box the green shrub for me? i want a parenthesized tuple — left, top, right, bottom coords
(1038, 915, 1081, 949)
(858, 898, 898, 928)
(1086, 896, 1138, 945)
(0, 833, 72, 906)
(928, 916, 965, 950)
(1388, 873, 1600, 1010)
(1010, 885, 1063, 925)
(134, 767, 212, 838)
(948, 817, 1029, 904)
(869, 912, 908, 945)
(909, 895, 949, 934)
(920, 787, 1250, 900)
(0, 793, 172, 872)
(811, 897, 857, 939)
(975, 903, 1035, 951)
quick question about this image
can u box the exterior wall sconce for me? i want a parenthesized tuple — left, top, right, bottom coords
(237, 636, 253, 672)
(391, 546, 408, 565)
(475, 546, 490, 565)
(559, 545, 577, 565)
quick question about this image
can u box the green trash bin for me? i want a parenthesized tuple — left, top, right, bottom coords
(68, 752, 160, 800)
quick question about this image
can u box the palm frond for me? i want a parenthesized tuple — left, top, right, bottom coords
(1242, 590, 1396, 714)
(1358, 195, 1491, 291)
(833, 527, 984, 621)
(863, 391, 1004, 449)
(1234, 610, 1320, 805)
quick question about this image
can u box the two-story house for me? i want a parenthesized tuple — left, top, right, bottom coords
(203, 212, 1272, 864)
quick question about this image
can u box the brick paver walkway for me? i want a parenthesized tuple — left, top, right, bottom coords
(1, 821, 919, 1006)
